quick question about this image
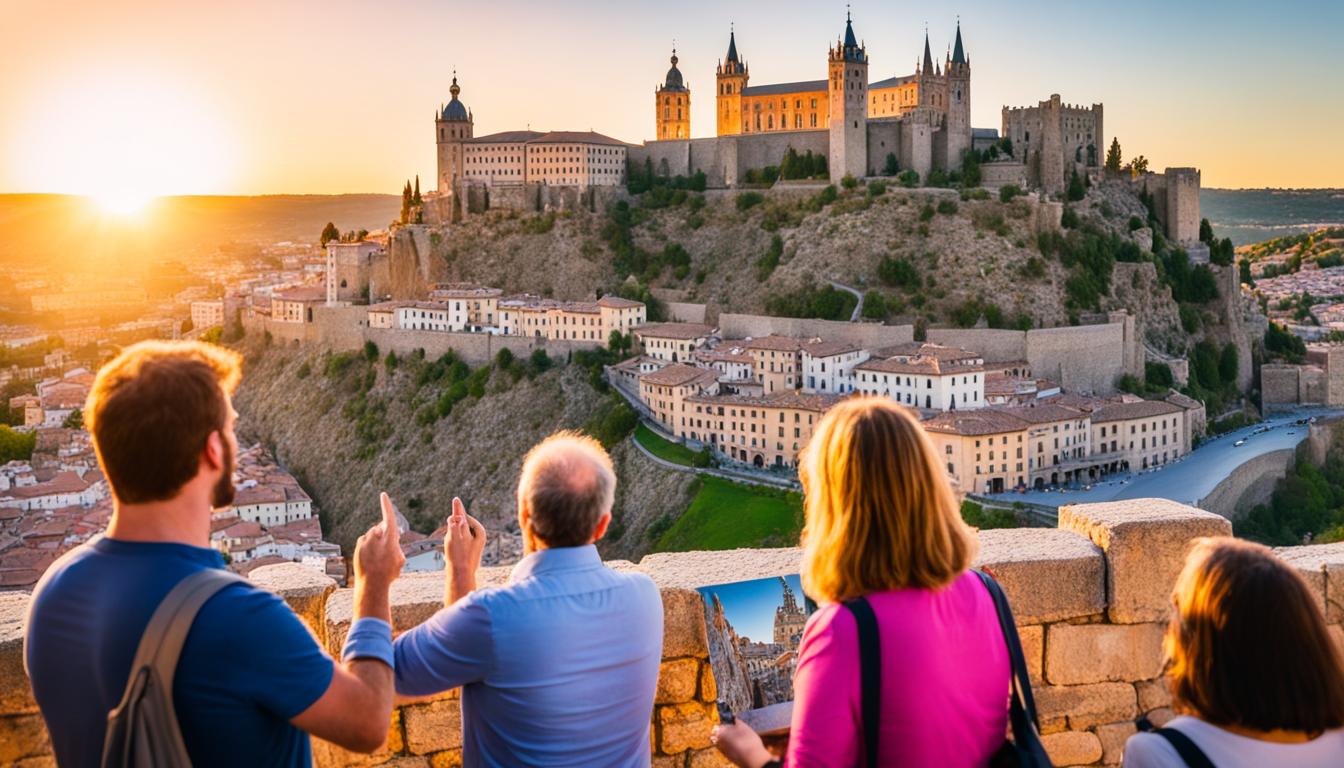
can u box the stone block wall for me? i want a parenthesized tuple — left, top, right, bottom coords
(5, 502, 1344, 767)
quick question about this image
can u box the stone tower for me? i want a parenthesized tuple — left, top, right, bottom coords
(655, 47, 691, 140)
(772, 577, 807, 650)
(435, 74, 473, 197)
(716, 28, 748, 136)
(1038, 94, 1065, 196)
(827, 11, 868, 180)
(916, 31, 938, 110)
(945, 21, 972, 168)
(1165, 168, 1202, 247)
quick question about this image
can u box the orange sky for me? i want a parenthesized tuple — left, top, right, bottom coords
(3, 0, 1341, 195)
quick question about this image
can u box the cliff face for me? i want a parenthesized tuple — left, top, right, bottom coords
(232, 344, 692, 561)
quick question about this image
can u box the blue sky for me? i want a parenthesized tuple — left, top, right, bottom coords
(699, 574, 809, 643)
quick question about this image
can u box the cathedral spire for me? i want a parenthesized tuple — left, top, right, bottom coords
(726, 25, 739, 64)
(922, 28, 934, 74)
(952, 18, 967, 65)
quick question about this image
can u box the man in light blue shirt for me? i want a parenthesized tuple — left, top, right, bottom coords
(393, 431, 664, 767)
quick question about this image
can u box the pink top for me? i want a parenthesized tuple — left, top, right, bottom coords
(786, 570, 1011, 768)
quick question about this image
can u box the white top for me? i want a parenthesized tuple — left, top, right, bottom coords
(1123, 715, 1344, 768)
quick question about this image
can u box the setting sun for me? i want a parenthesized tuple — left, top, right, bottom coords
(90, 188, 154, 217)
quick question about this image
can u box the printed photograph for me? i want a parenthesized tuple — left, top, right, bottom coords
(698, 575, 814, 716)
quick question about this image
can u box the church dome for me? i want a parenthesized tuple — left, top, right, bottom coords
(662, 50, 687, 92)
(440, 76, 469, 121)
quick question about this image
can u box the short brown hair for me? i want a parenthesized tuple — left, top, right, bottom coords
(1166, 537, 1344, 732)
(800, 397, 976, 602)
(517, 431, 615, 548)
(86, 341, 242, 504)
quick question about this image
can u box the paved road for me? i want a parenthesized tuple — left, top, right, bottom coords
(829, 281, 863, 322)
(985, 408, 1339, 509)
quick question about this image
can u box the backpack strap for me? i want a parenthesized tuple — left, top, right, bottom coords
(1153, 728, 1217, 768)
(843, 596, 880, 768)
(103, 568, 245, 763)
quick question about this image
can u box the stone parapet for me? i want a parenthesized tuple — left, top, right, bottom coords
(2, 501, 1342, 768)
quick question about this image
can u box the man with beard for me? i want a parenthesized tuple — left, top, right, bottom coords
(25, 341, 405, 767)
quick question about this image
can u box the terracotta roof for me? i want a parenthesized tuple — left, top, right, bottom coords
(801, 339, 863, 358)
(1090, 400, 1183, 423)
(743, 335, 807, 352)
(597, 295, 644, 309)
(994, 403, 1086, 424)
(429, 283, 503, 299)
(274, 286, 326, 302)
(0, 471, 94, 500)
(641, 364, 717, 388)
(686, 390, 845, 414)
(922, 409, 1027, 436)
(1164, 391, 1202, 410)
(634, 323, 715, 340)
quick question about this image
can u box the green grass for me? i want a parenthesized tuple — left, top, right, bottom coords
(634, 423, 701, 466)
(653, 476, 803, 552)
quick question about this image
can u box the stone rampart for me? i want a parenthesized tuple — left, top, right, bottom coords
(979, 162, 1029, 189)
(1196, 448, 1296, 520)
(244, 307, 594, 365)
(717, 314, 915, 347)
(5, 500, 1344, 767)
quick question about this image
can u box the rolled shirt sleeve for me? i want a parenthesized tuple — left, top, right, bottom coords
(393, 595, 494, 697)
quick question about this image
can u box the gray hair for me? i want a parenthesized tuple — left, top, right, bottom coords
(517, 431, 616, 547)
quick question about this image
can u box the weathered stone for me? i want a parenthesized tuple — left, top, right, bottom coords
(0, 592, 38, 714)
(427, 750, 463, 768)
(638, 549, 801, 589)
(1276, 543, 1344, 622)
(1135, 678, 1171, 713)
(0, 714, 51, 764)
(12, 756, 57, 768)
(1146, 707, 1175, 727)
(657, 658, 700, 704)
(1044, 623, 1165, 685)
(651, 755, 686, 768)
(661, 589, 710, 658)
(312, 708, 405, 768)
(698, 660, 717, 701)
(325, 567, 513, 651)
(658, 701, 717, 754)
(1019, 624, 1044, 683)
(403, 698, 464, 754)
(1096, 721, 1137, 766)
(377, 758, 430, 768)
(1035, 682, 1137, 731)
(688, 746, 733, 767)
(975, 529, 1105, 623)
(1040, 731, 1102, 766)
(1060, 499, 1231, 624)
(249, 562, 336, 633)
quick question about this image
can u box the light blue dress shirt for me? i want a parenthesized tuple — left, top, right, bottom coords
(393, 544, 664, 767)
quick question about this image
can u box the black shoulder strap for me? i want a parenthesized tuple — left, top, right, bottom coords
(975, 570, 1041, 727)
(843, 597, 880, 768)
(1153, 728, 1217, 768)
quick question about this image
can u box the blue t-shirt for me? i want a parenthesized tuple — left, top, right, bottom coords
(25, 536, 335, 768)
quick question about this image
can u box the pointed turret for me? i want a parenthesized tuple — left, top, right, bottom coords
(952, 20, 967, 65)
(922, 31, 934, 74)
(843, 9, 858, 49)
(726, 28, 739, 65)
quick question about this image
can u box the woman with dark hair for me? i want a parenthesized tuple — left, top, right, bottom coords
(1123, 537, 1344, 767)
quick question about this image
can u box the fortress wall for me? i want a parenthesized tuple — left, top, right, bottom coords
(1261, 364, 1302, 410)
(717, 313, 914, 347)
(1026, 322, 1127, 395)
(926, 328, 1028, 361)
(980, 162, 1028, 189)
(1197, 448, 1296, 520)
(663, 302, 708, 324)
(732, 130, 828, 181)
(6, 501, 1343, 767)
(866, 121, 902, 176)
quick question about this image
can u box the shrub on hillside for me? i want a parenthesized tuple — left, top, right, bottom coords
(999, 184, 1022, 203)
(736, 191, 765, 211)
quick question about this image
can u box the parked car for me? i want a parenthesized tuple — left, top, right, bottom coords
(1234, 439, 1247, 447)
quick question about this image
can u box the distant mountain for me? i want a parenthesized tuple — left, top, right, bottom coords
(1202, 189, 1344, 246)
(0, 193, 400, 268)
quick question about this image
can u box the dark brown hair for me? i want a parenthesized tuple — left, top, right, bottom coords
(85, 341, 242, 504)
(1166, 537, 1344, 733)
(517, 431, 615, 548)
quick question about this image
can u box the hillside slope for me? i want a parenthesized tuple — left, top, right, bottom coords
(233, 343, 695, 562)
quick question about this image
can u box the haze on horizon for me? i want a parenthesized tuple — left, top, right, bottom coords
(3, 0, 1341, 200)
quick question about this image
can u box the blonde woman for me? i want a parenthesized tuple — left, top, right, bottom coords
(712, 397, 1012, 768)
(1122, 538, 1344, 767)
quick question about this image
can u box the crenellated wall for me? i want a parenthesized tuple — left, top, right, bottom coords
(3, 499, 1342, 767)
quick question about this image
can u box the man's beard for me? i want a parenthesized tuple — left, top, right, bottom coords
(211, 437, 236, 509)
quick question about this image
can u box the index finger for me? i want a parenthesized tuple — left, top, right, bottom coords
(451, 497, 466, 521)
(380, 492, 400, 535)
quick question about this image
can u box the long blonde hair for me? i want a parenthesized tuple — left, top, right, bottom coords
(800, 396, 975, 602)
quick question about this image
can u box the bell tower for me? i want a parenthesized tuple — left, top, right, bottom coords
(827, 10, 868, 180)
(945, 20, 972, 167)
(435, 73, 473, 196)
(715, 26, 748, 136)
(655, 46, 691, 140)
